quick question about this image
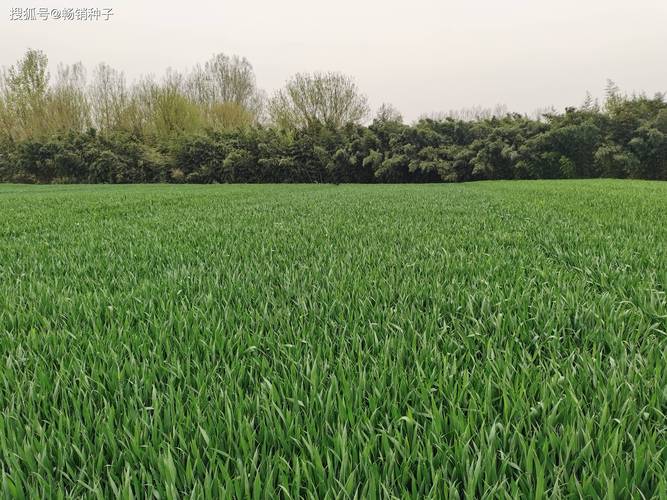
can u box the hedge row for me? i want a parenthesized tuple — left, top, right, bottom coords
(1, 96, 666, 183)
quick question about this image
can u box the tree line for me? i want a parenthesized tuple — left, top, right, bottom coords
(1, 49, 665, 183)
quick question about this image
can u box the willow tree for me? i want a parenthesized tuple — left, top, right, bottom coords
(89, 63, 130, 132)
(1, 48, 50, 139)
(46, 63, 91, 134)
(134, 75, 203, 137)
(186, 53, 265, 128)
(269, 72, 369, 130)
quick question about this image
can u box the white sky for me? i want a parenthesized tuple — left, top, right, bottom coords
(2, 0, 666, 121)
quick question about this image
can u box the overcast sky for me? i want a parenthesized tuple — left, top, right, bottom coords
(2, 0, 666, 121)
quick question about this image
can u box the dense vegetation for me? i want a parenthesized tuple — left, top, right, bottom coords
(1, 50, 666, 183)
(1, 181, 666, 497)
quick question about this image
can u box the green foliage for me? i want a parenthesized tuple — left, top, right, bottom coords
(0, 50, 265, 144)
(173, 134, 229, 182)
(594, 143, 639, 177)
(268, 72, 369, 130)
(1, 49, 667, 183)
(0, 49, 51, 140)
(0, 181, 666, 497)
(3, 92, 667, 184)
(4, 131, 169, 183)
(146, 87, 204, 138)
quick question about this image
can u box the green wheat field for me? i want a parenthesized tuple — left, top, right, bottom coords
(1, 180, 666, 498)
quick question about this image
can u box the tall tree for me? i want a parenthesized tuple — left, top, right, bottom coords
(374, 103, 403, 124)
(47, 62, 91, 134)
(186, 53, 265, 126)
(269, 72, 369, 130)
(2, 49, 50, 139)
(89, 63, 129, 132)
